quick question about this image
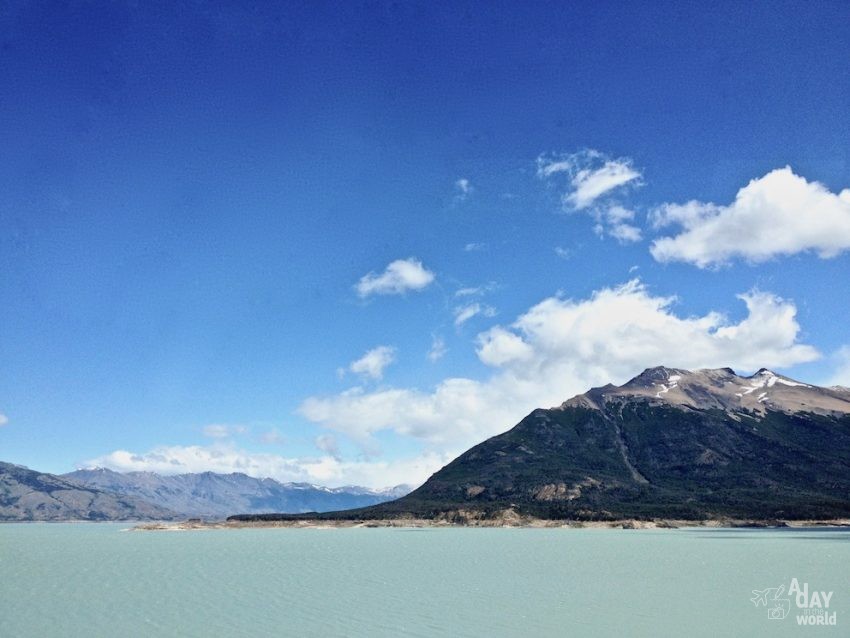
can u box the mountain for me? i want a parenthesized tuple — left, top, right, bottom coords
(0, 462, 178, 521)
(231, 367, 850, 523)
(63, 468, 412, 519)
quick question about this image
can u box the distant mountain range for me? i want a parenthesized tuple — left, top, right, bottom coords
(0, 463, 411, 521)
(0, 462, 179, 521)
(62, 468, 411, 519)
(232, 367, 850, 523)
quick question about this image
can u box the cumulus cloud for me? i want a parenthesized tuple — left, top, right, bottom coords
(650, 167, 850, 267)
(453, 302, 496, 327)
(537, 149, 642, 210)
(300, 280, 818, 453)
(349, 346, 396, 380)
(355, 258, 435, 297)
(84, 443, 449, 489)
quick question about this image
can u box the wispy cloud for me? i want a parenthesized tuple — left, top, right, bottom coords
(826, 346, 850, 388)
(537, 149, 642, 210)
(605, 205, 642, 243)
(537, 149, 643, 241)
(427, 335, 447, 362)
(464, 242, 486, 252)
(454, 178, 473, 202)
(202, 424, 246, 439)
(650, 167, 850, 267)
(355, 258, 435, 297)
(315, 433, 340, 458)
(349, 346, 396, 380)
(259, 429, 284, 445)
(454, 302, 496, 327)
(0, 413, 8, 427)
(454, 282, 496, 297)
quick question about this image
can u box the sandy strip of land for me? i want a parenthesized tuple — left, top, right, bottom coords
(132, 518, 850, 531)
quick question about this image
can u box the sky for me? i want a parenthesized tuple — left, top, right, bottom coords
(1, 1, 849, 488)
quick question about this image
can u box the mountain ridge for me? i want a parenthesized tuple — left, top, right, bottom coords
(0, 461, 179, 521)
(1, 463, 411, 521)
(229, 366, 850, 523)
(62, 467, 411, 519)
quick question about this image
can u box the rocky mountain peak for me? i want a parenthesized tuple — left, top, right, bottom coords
(562, 366, 850, 417)
(624, 366, 688, 387)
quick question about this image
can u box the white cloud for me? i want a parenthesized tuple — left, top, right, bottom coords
(0, 413, 7, 427)
(202, 424, 245, 439)
(650, 167, 850, 267)
(537, 150, 643, 241)
(554, 246, 571, 260)
(475, 327, 535, 366)
(537, 149, 642, 210)
(454, 178, 473, 202)
(300, 280, 818, 453)
(84, 443, 449, 489)
(427, 335, 447, 362)
(453, 302, 496, 327)
(349, 346, 396, 380)
(464, 242, 486, 252)
(355, 258, 435, 297)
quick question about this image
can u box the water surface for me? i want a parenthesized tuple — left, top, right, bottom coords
(1, 524, 846, 636)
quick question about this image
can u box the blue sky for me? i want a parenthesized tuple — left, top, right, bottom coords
(2, 1, 849, 487)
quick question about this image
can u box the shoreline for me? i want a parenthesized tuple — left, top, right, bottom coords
(132, 517, 850, 532)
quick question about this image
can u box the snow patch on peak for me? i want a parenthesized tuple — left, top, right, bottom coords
(654, 374, 681, 398)
(730, 369, 812, 406)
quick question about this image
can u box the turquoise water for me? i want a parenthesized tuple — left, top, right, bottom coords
(1, 524, 847, 637)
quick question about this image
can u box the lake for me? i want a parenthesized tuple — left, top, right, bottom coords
(0, 524, 846, 636)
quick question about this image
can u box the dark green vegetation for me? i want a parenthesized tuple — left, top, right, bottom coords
(0, 462, 178, 521)
(231, 402, 850, 523)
